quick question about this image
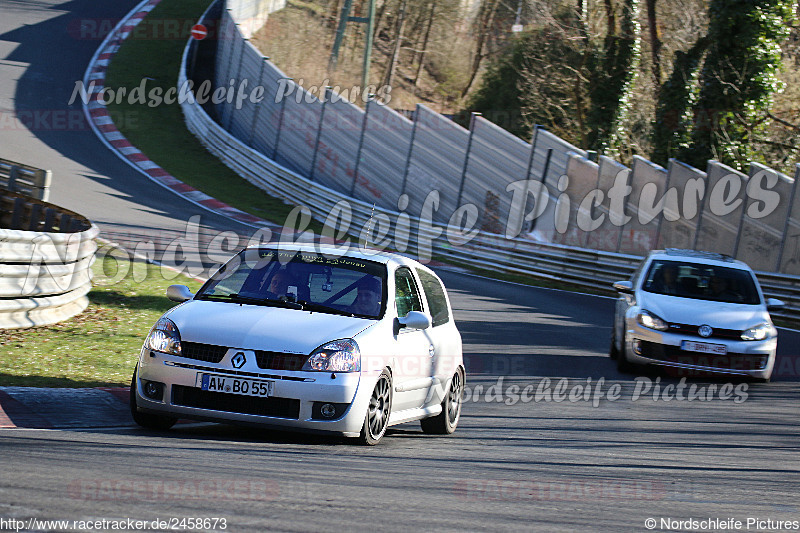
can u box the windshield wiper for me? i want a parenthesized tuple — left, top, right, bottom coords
(296, 301, 355, 317)
(197, 293, 303, 309)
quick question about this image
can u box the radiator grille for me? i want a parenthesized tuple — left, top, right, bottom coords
(180, 342, 227, 364)
(640, 341, 768, 370)
(255, 351, 308, 371)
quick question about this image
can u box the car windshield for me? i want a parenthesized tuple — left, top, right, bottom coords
(196, 248, 388, 319)
(641, 260, 760, 304)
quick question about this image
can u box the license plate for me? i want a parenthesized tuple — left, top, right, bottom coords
(681, 341, 727, 355)
(196, 373, 274, 397)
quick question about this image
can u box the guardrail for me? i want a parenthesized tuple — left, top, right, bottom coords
(178, 33, 800, 326)
(0, 158, 51, 202)
(431, 235, 800, 324)
(0, 189, 98, 330)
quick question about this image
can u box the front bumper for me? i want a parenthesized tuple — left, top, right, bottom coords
(625, 323, 776, 379)
(134, 349, 373, 437)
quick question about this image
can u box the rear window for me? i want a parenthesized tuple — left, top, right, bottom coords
(642, 260, 760, 304)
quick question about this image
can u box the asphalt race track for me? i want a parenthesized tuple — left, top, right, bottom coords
(1, 1, 800, 532)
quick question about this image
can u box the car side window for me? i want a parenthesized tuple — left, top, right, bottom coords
(416, 269, 450, 327)
(395, 267, 423, 317)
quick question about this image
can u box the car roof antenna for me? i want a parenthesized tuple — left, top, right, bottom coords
(361, 203, 376, 251)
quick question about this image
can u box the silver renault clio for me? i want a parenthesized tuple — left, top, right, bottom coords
(130, 243, 464, 445)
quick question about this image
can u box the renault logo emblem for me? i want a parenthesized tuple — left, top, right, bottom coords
(698, 325, 713, 338)
(231, 352, 246, 369)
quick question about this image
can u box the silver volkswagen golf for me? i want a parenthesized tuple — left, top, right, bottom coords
(611, 249, 783, 381)
(130, 243, 464, 445)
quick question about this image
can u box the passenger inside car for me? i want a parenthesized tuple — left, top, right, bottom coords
(707, 274, 743, 302)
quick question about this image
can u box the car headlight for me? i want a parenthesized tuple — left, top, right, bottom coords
(146, 318, 182, 356)
(741, 323, 774, 341)
(303, 339, 361, 372)
(636, 310, 668, 331)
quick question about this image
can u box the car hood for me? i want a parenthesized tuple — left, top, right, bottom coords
(164, 300, 374, 354)
(639, 293, 769, 329)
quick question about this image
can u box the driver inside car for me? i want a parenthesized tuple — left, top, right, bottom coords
(349, 276, 382, 316)
(265, 269, 298, 300)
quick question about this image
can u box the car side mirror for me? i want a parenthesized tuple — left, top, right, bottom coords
(396, 311, 432, 332)
(167, 285, 194, 303)
(612, 281, 633, 294)
(766, 298, 785, 311)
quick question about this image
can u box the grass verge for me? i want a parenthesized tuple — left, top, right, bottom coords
(0, 249, 203, 387)
(103, 0, 308, 227)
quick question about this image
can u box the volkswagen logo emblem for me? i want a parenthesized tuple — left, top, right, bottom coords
(231, 352, 246, 369)
(698, 325, 713, 338)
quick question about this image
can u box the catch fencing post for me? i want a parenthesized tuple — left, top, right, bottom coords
(225, 37, 248, 131)
(247, 57, 268, 147)
(309, 87, 332, 181)
(653, 163, 673, 250)
(272, 78, 292, 161)
(351, 95, 373, 197)
(776, 164, 800, 272)
(456, 112, 480, 208)
(691, 161, 712, 251)
(530, 147, 552, 234)
(731, 172, 750, 259)
(519, 125, 540, 234)
(399, 104, 420, 197)
(221, 21, 241, 131)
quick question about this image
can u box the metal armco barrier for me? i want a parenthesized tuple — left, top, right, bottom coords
(0, 158, 51, 202)
(1, 189, 98, 329)
(177, 36, 800, 325)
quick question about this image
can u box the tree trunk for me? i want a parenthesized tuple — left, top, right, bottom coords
(328, 0, 345, 29)
(461, 0, 500, 99)
(374, 0, 391, 40)
(646, 0, 662, 92)
(382, 0, 408, 89)
(604, 0, 616, 36)
(414, 0, 436, 88)
(576, 0, 588, 41)
(574, 0, 590, 148)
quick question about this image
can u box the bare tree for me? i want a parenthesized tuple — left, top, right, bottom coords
(461, 0, 500, 98)
(414, 0, 436, 87)
(646, 0, 663, 93)
(382, 0, 408, 88)
(603, 0, 616, 35)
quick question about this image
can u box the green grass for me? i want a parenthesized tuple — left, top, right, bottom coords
(103, 0, 310, 227)
(0, 250, 203, 387)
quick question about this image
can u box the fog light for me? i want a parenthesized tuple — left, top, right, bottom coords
(632, 339, 642, 356)
(143, 381, 164, 400)
(320, 403, 337, 419)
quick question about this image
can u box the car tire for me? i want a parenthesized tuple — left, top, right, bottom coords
(420, 370, 464, 435)
(609, 328, 619, 360)
(129, 366, 177, 430)
(359, 369, 392, 445)
(616, 341, 636, 374)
